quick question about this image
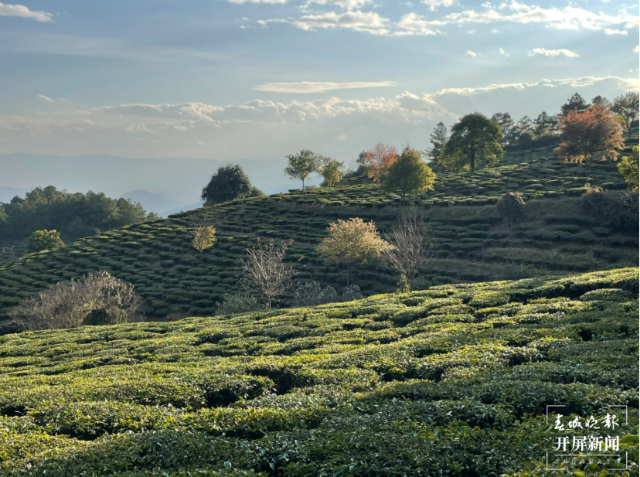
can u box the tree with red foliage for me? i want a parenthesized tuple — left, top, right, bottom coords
(360, 143, 398, 182)
(555, 103, 625, 175)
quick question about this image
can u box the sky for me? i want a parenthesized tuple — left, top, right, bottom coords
(0, 0, 638, 174)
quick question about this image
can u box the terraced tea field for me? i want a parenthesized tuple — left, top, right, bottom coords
(1, 141, 637, 330)
(0, 268, 637, 476)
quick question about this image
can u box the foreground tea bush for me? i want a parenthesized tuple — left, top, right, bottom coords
(0, 268, 638, 476)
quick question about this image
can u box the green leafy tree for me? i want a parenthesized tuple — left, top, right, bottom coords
(490, 113, 515, 146)
(317, 218, 391, 286)
(439, 113, 503, 173)
(25, 230, 65, 254)
(201, 164, 255, 205)
(381, 148, 436, 200)
(533, 111, 559, 136)
(319, 158, 346, 187)
(192, 225, 216, 261)
(591, 95, 611, 109)
(285, 150, 321, 190)
(618, 145, 639, 192)
(611, 92, 640, 139)
(427, 122, 448, 162)
(561, 93, 590, 115)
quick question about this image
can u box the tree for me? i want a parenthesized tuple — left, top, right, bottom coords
(319, 158, 346, 187)
(25, 229, 65, 254)
(427, 122, 448, 162)
(201, 164, 253, 206)
(555, 103, 625, 174)
(9, 271, 141, 330)
(591, 95, 611, 109)
(561, 93, 590, 115)
(240, 239, 296, 309)
(192, 225, 216, 260)
(618, 145, 639, 192)
(383, 206, 432, 291)
(533, 111, 560, 136)
(611, 92, 640, 139)
(284, 150, 321, 190)
(439, 113, 503, 173)
(491, 113, 515, 146)
(360, 143, 398, 182)
(317, 218, 391, 287)
(496, 192, 525, 227)
(380, 148, 437, 200)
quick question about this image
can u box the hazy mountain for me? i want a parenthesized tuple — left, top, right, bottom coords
(0, 153, 317, 213)
(0, 186, 31, 204)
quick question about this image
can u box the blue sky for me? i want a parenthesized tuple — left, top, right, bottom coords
(0, 0, 638, 165)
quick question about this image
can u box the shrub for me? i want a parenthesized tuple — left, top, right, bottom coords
(8, 271, 142, 330)
(293, 282, 339, 307)
(24, 229, 65, 254)
(215, 293, 264, 316)
(581, 190, 639, 232)
(496, 192, 525, 223)
(342, 285, 363, 302)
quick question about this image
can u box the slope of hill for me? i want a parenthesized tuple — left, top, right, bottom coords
(0, 142, 637, 330)
(0, 268, 637, 476)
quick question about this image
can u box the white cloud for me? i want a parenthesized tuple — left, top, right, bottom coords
(394, 12, 441, 35)
(37, 95, 54, 102)
(440, 0, 637, 31)
(254, 81, 397, 93)
(304, 0, 373, 10)
(528, 48, 580, 57)
(338, 133, 347, 140)
(102, 103, 224, 121)
(422, 0, 457, 11)
(499, 47, 509, 56)
(0, 2, 53, 22)
(228, 0, 287, 4)
(634, 45, 639, 52)
(604, 28, 627, 34)
(260, 10, 391, 35)
(465, 49, 478, 56)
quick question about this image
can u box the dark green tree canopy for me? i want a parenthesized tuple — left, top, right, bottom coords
(201, 164, 260, 206)
(561, 93, 590, 115)
(427, 122, 448, 162)
(533, 111, 559, 136)
(439, 113, 504, 172)
(490, 112, 515, 146)
(0, 186, 154, 240)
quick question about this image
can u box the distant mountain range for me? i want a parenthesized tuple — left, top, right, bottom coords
(1, 153, 314, 215)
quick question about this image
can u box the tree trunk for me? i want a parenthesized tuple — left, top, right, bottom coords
(470, 148, 475, 173)
(302, 178, 305, 191)
(346, 264, 350, 287)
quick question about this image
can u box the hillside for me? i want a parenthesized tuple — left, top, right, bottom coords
(0, 268, 637, 475)
(1, 140, 637, 331)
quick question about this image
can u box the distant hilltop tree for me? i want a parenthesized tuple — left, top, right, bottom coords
(201, 164, 263, 205)
(561, 93, 590, 115)
(284, 150, 321, 190)
(359, 143, 398, 183)
(611, 92, 639, 140)
(618, 145, 639, 192)
(439, 113, 503, 173)
(426, 122, 448, 162)
(0, 186, 156, 241)
(319, 157, 346, 187)
(556, 103, 624, 175)
(381, 148, 436, 201)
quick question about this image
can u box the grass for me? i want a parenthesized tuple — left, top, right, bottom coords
(0, 139, 637, 329)
(0, 267, 637, 476)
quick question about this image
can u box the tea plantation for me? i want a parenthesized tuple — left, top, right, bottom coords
(0, 140, 637, 329)
(0, 267, 637, 476)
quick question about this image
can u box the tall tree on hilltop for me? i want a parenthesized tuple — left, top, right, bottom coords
(533, 111, 560, 136)
(513, 116, 535, 145)
(555, 103, 624, 175)
(591, 95, 611, 109)
(360, 143, 398, 182)
(561, 93, 590, 115)
(319, 157, 346, 187)
(491, 112, 515, 146)
(426, 122, 448, 162)
(284, 150, 321, 190)
(381, 148, 436, 201)
(201, 164, 258, 206)
(611, 92, 640, 139)
(618, 145, 639, 192)
(439, 113, 503, 173)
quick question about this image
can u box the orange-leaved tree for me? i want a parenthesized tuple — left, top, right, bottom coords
(555, 103, 624, 175)
(360, 143, 398, 182)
